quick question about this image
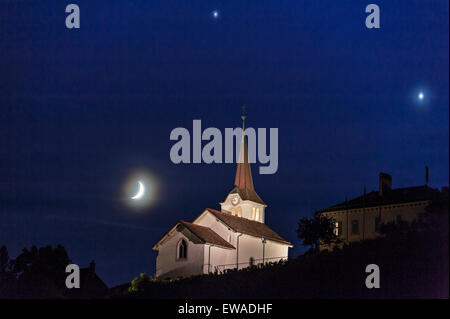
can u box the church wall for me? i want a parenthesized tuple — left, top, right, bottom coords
(156, 231, 205, 280)
(236, 235, 289, 270)
(196, 212, 238, 273)
(203, 245, 237, 274)
(263, 240, 290, 262)
(194, 212, 289, 272)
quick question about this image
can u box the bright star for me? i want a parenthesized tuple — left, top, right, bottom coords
(418, 92, 424, 100)
(212, 10, 219, 18)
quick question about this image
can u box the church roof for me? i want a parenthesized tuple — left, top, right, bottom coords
(231, 128, 265, 205)
(178, 221, 235, 249)
(152, 220, 235, 250)
(205, 208, 292, 246)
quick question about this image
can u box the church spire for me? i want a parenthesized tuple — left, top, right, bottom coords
(231, 106, 264, 205)
(234, 106, 255, 192)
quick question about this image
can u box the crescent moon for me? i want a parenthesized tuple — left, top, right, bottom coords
(131, 181, 145, 200)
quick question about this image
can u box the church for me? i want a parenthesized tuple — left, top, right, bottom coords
(153, 116, 292, 280)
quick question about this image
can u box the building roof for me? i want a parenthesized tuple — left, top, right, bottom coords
(66, 261, 108, 298)
(205, 208, 292, 246)
(178, 220, 235, 249)
(318, 185, 441, 213)
(231, 129, 265, 205)
(153, 220, 236, 250)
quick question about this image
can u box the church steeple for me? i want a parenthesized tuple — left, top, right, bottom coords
(229, 107, 265, 205)
(220, 107, 266, 223)
(234, 107, 255, 193)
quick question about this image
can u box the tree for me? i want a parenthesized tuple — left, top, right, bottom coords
(129, 273, 157, 292)
(296, 215, 340, 252)
(0, 245, 9, 273)
(12, 245, 71, 297)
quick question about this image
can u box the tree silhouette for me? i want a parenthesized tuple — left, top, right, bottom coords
(296, 215, 339, 252)
(11, 245, 71, 297)
(0, 245, 9, 273)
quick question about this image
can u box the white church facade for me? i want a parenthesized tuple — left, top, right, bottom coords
(153, 117, 292, 280)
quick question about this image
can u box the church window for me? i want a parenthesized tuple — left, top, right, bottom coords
(255, 208, 260, 221)
(177, 239, 187, 259)
(252, 207, 256, 220)
(237, 207, 242, 217)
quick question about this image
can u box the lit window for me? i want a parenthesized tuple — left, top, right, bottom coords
(252, 207, 256, 220)
(177, 239, 187, 259)
(334, 221, 342, 236)
(237, 207, 242, 217)
(255, 208, 260, 221)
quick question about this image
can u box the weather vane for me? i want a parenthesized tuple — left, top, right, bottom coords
(241, 105, 247, 129)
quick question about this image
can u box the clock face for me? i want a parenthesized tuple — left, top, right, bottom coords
(231, 197, 239, 206)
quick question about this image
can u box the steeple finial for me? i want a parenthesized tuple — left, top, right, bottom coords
(241, 105, 246, 130)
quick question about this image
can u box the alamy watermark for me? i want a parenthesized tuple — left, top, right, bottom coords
(65, 264, 80, 289)
(65, 4, 379, 31)
(169, 120, 278, 175)
(365, 264, 380, 289)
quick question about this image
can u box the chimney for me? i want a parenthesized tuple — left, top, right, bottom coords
(89, 260, 96, 274)
(379, 172, 392, 196)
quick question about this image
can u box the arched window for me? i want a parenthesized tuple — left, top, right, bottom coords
(177, 239, 187, 259)
(255, 208, 260, 221)
(237, 207, 242, 217)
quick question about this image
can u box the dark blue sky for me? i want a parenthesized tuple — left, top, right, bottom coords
(0, 0, 448, 286)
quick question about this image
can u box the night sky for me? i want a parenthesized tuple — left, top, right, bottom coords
(1, 0, 448, 286)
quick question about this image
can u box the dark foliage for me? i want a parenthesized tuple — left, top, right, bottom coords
(296, 215, 340, 252)
(0, 245, 71, 298)
(0, 246, 9, 273)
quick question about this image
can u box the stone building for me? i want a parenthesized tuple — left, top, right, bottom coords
(318, 172, 448, 248)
